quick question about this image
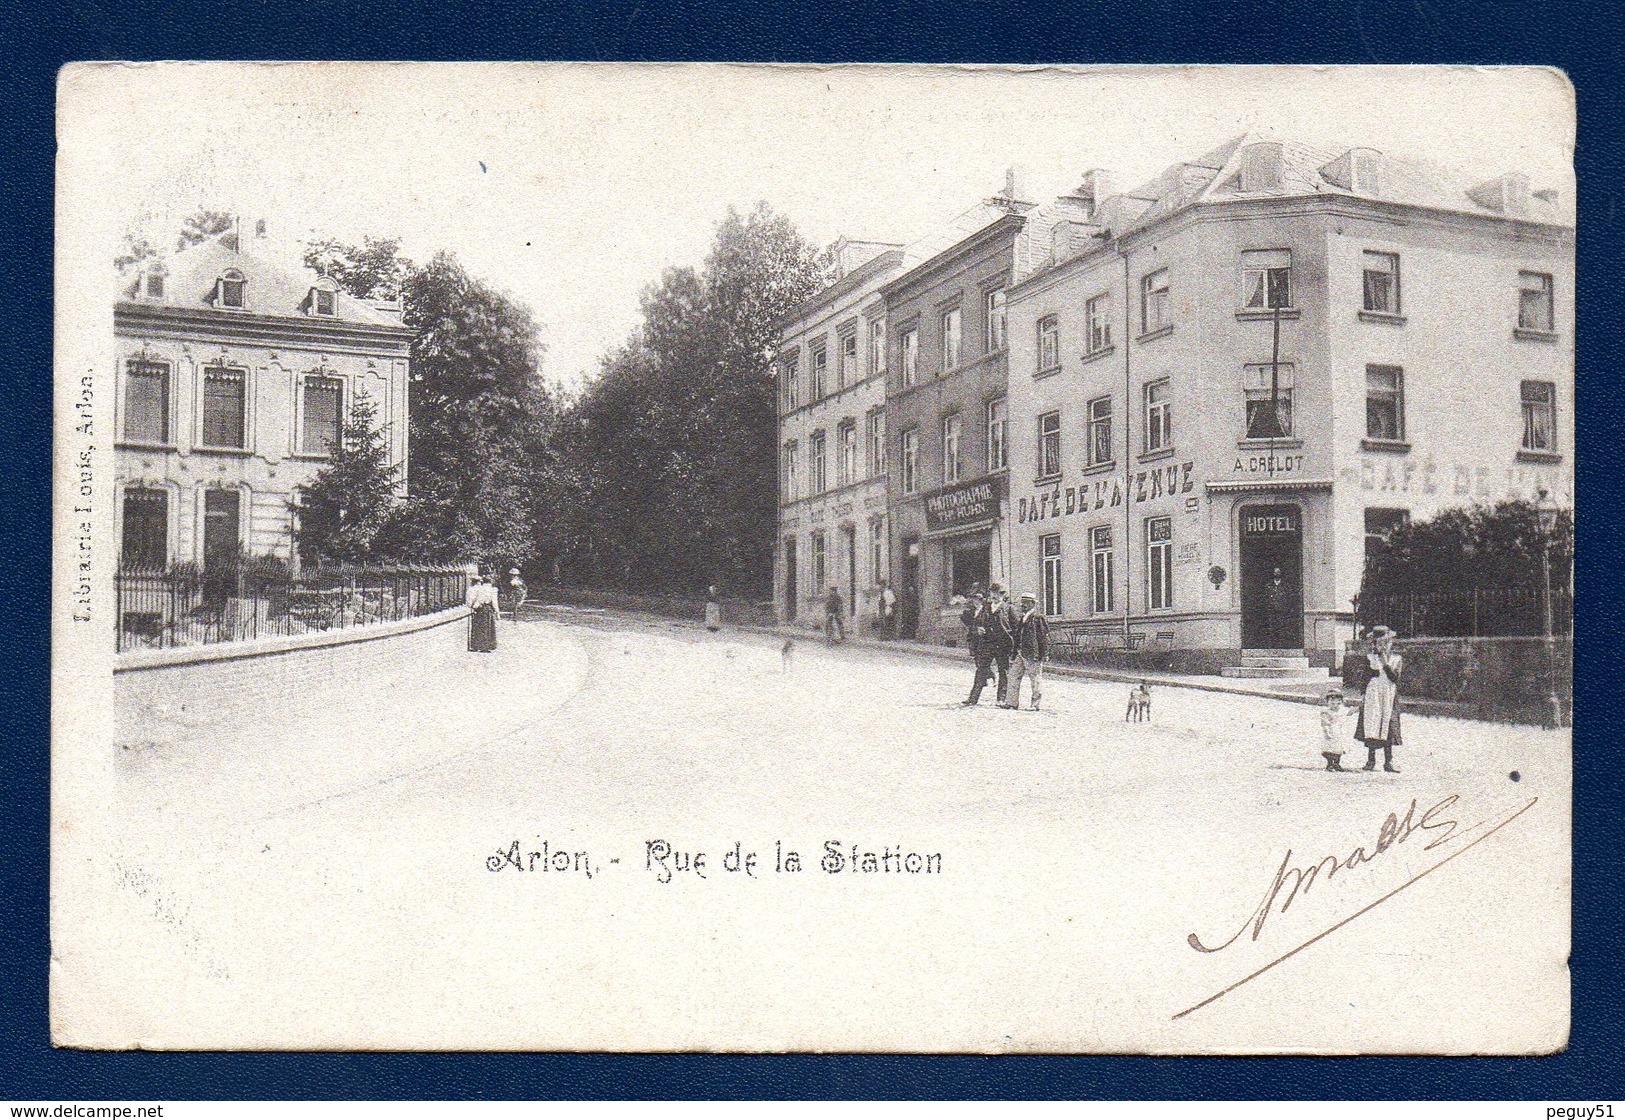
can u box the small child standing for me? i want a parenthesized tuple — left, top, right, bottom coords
(1320, 689, 1356, 771)
(1126, 681, 1151, 722)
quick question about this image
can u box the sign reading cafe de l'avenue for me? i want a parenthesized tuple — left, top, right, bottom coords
(1016, 459, 1197, 525)
(923, 477, 1004, 533)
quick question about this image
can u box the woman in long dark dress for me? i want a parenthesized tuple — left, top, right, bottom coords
(466, 575, 499, 653)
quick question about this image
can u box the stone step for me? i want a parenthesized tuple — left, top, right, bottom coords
(1242, 649, 1306, 657)
(1240, 655, 1311, 669)
(1221, 665, 1329, 679)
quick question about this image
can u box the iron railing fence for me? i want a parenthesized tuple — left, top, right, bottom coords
(1357, 587, 1573, 639)
(116, 561, 469, 652)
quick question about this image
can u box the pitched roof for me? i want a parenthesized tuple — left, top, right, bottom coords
(120, 231, 406, 328)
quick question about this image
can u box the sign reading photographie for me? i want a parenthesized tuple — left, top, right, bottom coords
(923, 476, 1003, 533)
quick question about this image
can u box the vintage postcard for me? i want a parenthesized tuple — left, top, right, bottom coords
(52, 62, 1573, 1052)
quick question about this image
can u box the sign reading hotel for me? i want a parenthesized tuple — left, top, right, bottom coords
(924, 477, 1004, 533)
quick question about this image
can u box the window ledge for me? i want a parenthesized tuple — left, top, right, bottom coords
(1034, 474, 1063, 487)
(1138, 448, 1176, 463)
(1033, 366, 1062, 381)
(193, 446, 254, 457)
(1078, 345, 1116, 367)
(291, 452, 335, 462)
(117, 441, 177, 453)
(1235, 308, 1300, 322)
(1514, 328, 1560, 343)
(1080, 460, 1118, 477)
(1361, 438, 1411, 454)
(1136, 325, 1174, 344)
(1516, 449, 1563, 464)
(1237, 438, 1303, 450)
(1358, 310, 1407, 326)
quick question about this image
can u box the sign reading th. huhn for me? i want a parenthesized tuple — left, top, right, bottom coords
(923, 477, 1003, 533)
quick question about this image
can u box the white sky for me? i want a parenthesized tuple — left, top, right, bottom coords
(85, 63, 1574, 391)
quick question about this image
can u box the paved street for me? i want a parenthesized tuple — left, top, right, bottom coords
(98, 608, 1570, 1052)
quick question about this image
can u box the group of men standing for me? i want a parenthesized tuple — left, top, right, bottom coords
(959, 583, 1051, 711)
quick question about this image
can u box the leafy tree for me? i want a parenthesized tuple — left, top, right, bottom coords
(291, 391, 399, 564)
(304, 236, 413, 299)
(177, 210, 235, 249)
(1362, 498, 1573, 596)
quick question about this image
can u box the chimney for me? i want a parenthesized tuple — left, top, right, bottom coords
(988, 166, 1032, 213)
(1061, 169, 1116, 221)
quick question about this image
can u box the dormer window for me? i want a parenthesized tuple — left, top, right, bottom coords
(309, 278, 339, 317)
(217, 269, 246, 310)
(143, 271, 165, 299)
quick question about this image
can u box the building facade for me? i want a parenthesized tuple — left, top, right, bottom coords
(775, 240, 904, 630)
(1003, 137, 1574, 669)
(882, 196, 1031, 644)
(114, 226, 413, 573)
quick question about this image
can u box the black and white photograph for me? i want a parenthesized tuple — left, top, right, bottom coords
(52, 62, 1573, 1052)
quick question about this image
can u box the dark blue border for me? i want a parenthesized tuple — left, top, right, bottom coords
(6, 0, 1623, 1100)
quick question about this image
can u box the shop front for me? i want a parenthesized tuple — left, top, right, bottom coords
(915, 476, 1004, 644)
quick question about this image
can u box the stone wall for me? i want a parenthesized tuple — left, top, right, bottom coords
(533, 587, 781, 630)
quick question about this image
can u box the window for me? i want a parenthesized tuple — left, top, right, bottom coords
(310, 284, 338, 317)
(782, 440, 799, 501)
(782, 353, 800, 411)
(1144, 380, 1171, 454)
(837, 420, 858, 487)
(809, 430, 827, 493)
(1037, 315, 1060, 374)
(1518, 271, 1554, 332)
(1040, 534, 1063, 617)
(809, 347, 828, 400)
(1365, 365, 1405, 442)
(203, 488, 241, 567)
(1364, 508, 1410, 565)
(1521, 380, 1557, 452)
(120, 488, 168, 571)
(217, 269, 246, 309)
(200, 363, 247, 449)
(1091, 526, 1114, 615)
(1240, 249, 1291, 310)
(811, 531, 827, 591)
(839, 332, 858, 389)
(144, 271, 165, 299)
(942, 414, 962, 484)
(1146, 516, 1173, 611)
(866, 409, 886, 478)
(1085, 293, 1112, 354)
(1362, 251, 1400, 314)
(1037, 411, 1061, 479)
(122, 358, 170, 444)
(1087, 396, 1113, 466)
(941, 307, 962, 373)
(986, 397, 1008, 471)
(1140, 269, 1170, 334)
(900, 328, 919, 388)
(868, 319, 886, 378)
(901, 428, 919, 495)
(984, 288, 1006, 353)
(869, 517, 885, 584)
(1243, 363, 1295, 439)
(301, 374, 343, 456)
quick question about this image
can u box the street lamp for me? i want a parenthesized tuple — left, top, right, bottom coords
(1535, 487, 1564, 729)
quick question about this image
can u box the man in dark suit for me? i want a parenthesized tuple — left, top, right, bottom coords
(960, 585, 994, 706)
(1003, 592, 1051, 711)
(986, 583, 1015, 706)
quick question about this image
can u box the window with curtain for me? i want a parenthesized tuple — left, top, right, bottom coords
(1521, 380, 1556, 451)
(1365, 365, 1405, 441)
(122, 358, 170, 444)
(1038, 411, 1061, 478)
(1240, 249, 1291, 310)
(1087, 396, 1113, 466)
(301, 375, 343, 456)
(1362, 251, 1400, 313)
(201, 364, 247, 448)
(1243, 363, 1295, 439)
(120, 488, 168, 571)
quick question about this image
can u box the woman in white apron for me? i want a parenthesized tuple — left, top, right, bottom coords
(1354, 625, 1402, 772)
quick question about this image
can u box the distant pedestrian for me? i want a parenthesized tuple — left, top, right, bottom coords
(465, 574, 499, 653)
(959, 585, 995, 706)
(878, 579, 897, 640)
(1126, 681, 1151, 722)
(705, 585, 722, 632)
(1002, 592, 1050, 711)
(505, 567, 527, 620)
(781, 637, 795, 673)
(824, 585, 846, 645)
(1320, 688, 1356, 771)
(1355, 626, 1403, 772)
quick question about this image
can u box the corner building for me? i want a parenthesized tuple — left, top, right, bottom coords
(775, 241, 904, 630)
(1003, 137, 1573, 670)
(882, 193, 1032, 643)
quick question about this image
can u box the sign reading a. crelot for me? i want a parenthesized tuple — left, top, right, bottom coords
(923, 476, 1003, 532)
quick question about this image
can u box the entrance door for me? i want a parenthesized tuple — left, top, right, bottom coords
(899, 537, 921, 639)
(202, 488, 241, 569)
(1239, 503, 1304, 649)
(783, 538, 798, 620)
